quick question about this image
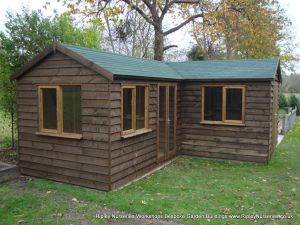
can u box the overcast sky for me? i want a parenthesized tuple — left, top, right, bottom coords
(0, 0, 299, 74)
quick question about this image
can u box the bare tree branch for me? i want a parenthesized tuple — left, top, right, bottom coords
(163, 45, 178, 51)
(163, 13, 203, 36)
(171, 0, 201, 4)
(141, 0, 159, 20)
(122, 0, 159, 28)
(160, 0, 170, 22)
(161, 0, 200, 21)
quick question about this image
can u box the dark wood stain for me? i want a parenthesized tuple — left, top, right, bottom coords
(16, 51, 280, 191)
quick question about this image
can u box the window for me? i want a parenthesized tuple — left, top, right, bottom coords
(38, 85, 81, 138)
(122, 85, 149, 135)
(202, 85, 245, 125)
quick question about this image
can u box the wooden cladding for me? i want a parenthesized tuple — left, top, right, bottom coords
(201, 85, 246, 125)
(38, 85, 82, 139)
(121, 85, 149, 136)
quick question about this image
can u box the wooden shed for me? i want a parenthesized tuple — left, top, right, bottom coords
(11, 43, 281, 191)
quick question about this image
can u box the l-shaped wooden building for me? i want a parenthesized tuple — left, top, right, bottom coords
(11, 43, 281, 191)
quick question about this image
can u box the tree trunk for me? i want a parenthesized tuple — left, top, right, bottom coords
(154, 26, 164, 61)
(11, 111, 15, 149)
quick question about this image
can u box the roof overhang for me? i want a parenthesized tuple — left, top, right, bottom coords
(10, 42, 114, 81)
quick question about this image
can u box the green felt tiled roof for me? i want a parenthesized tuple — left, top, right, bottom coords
(63, 44, 182, 79)
(63, 44, 279, 80)
(167, 59, 279, 80)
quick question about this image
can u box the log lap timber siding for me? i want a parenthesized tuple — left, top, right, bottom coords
(180, 81, 275, 163)
(15, 46, 280, 191)
(17, 52, 111, 190)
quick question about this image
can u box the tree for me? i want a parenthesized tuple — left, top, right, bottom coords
(187, 45, 206, 61)
(60, 0, 211, 61)
(279, 93, 288, 109)
(0, 53, 15, 147)
(191, 0, 297, 70)
(289, 94, 300, 115)
(0, 7, 104, 147)
(108, 11, 154, 58)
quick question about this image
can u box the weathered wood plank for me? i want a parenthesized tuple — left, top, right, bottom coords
(19, 154, 109, 175)
(20, 167, 110, 190)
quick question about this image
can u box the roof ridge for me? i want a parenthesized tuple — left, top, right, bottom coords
(167, 58, 279, 64)
(62, 43, 169, 64)
(62, 43, 184, 79)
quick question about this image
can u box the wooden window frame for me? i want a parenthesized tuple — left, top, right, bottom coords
(37, 84, 82, 139)
(201, 85, 246, 126)
(121, 84, 149, 137)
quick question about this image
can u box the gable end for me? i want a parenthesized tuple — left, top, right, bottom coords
(11, 43, 114, 81)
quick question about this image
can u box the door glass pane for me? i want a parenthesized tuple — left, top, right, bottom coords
(204, 86, 222, 121)
(226, 88, 243, 121)
(42, 88, 57, 130)
(159, 86, 166, 159)
(169, 86, 175, 152)
(136, 86, 145, 129)
(63, 86, 81, 133)
(123, 88, 133, 131)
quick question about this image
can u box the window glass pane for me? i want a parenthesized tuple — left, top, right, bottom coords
(123, 88, 133, 131)
(226, 88, 243, 121)
(136, 86, 146, 129)
(159, 86, 167, 158)
(63, 86, 81, 133)
(42, 88, 57, 130)
(169, 86, 175, 152)
(204, 86, 222, 121)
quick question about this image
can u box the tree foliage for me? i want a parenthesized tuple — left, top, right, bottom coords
(107, 11, 154, 58)
(281, 74, 300, 93)
(289, 94, 300, 115)
(279, 93, 288, 109)
(187, 45, 206, 61)
(191, 0, 297, 71)
(0, 7, 103, 122)
(59, 0, 208, 61)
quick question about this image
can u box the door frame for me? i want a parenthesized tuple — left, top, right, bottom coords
(157, 83, 177, 163)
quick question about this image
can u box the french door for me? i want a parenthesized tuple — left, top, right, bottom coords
(157, 84, 176, 162)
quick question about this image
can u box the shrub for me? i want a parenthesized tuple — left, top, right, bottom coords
(279, 93, 288, 108)
(289, 94, 300, 115)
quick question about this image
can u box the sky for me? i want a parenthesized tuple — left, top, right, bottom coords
(0, 0, 300, 74)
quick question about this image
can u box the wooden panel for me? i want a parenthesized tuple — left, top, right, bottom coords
(180, 81, 272, 163)
(20, 167, 110, 190)
(16, 51, 110, 190)
(181, 150, 268, 163)
(109, 81, 160, 189)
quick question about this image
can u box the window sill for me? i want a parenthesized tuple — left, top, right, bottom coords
(200, 121, 245, 126)
(35, 132, 83, 139)
(121, 129, 152, 139)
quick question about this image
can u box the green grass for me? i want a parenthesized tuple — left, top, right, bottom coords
(0, 110, 16, 149)
(1, 119, 300, 225)
(0, 183, 108, 225)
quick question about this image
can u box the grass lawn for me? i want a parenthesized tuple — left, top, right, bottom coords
(0, 119, 299, 225)
(0, 110, 16, 149)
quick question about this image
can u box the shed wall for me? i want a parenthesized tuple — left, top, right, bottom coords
(109, 81, 157, 189)
(180, 81, 272, 163)
(269, 80, 279, 158)
(108, 80, 181, 190)
(16, 51, 278, 191)
(17, 52, 111, 190)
